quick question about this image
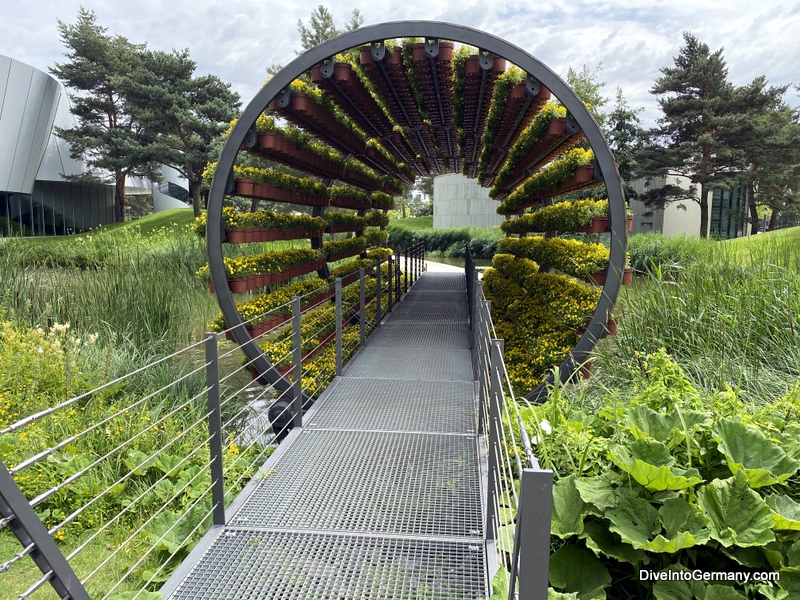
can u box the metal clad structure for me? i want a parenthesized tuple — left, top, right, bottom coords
(0, 56, 60, 194)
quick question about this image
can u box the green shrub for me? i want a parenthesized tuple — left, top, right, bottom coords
(516, 350, 800, 599)
(386, 224, 501, 259)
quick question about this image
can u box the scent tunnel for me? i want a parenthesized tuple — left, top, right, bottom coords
(204, 20, 628, 403)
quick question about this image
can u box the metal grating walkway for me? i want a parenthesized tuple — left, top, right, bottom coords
(165, 270, 487, 599)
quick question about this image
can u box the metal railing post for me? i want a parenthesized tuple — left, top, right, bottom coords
(404, 247, 409, 293)
(359, 267, 366, 347)
(513, 467, 554, 600)
(335, 278, 343, 376)
(291, 296, 303, 428)
(375, 260, 382, 327)
(205, 333, 226, 526)
(0, 462, 92, 600)
(396, 251, 401, 302)
(387, 255, 394, 313)
(486, 338, 505, 543)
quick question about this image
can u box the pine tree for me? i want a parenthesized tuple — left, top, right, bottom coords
(296, 6, 363, 52)
(605, 88, 646, 199)
(116, 49, 241, 217)
(50, 8, 160, 222)
(638, 32, 745, 237)
(736, 80, 800, 232)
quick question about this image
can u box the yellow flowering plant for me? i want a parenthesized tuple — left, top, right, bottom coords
(498, 236, 611, 277)
(490, 102, 568, 193)
(495, 148, 595, 211)
(501, 199, 610, 234)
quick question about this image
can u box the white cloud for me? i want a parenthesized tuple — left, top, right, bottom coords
(2, 0, 798, 127)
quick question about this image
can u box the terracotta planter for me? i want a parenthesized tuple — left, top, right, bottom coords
(333, 62, 354, 83)
(225, 229, 248, 244)
(572, 164, 595, 183)
(577, 317, 618, 337)
(583, 267, 633, 286)
(413, 41, 454, 62)
(228, 277, 249, 294)
(327, 248, 364, 262)
(325, 224, 364, 234)
(257, 132, 283, 152)
(580, 363, 592, 379)
(290, 93, 313, 113)
(235, 179, 255, 196)
(575, 216, 609, 234)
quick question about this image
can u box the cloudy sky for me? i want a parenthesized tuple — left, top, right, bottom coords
(3, 0, 799, 125)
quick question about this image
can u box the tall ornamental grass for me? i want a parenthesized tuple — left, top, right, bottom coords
(0, 222, 215, 354)
(596, 230, 800, 401)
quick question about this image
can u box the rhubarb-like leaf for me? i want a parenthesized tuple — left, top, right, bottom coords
(766, 494, 800, 531)
(549, 544, 610, 599)
(610, 445, 702, 492)
(697, 471, 775, 548)
(606, 496, 660, 547)
(551, 475, 588, 538)
(713, 418, 799, 488)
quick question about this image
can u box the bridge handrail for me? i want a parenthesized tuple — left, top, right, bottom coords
(0, 243, 426, 600)
(466, 242, 553, 600)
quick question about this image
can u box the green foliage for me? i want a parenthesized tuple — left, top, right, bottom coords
(50, 8, 160, 222)
(598, 233, 800, 400)
(0, 220, 214, 351)
(498, 236, 611, 277)
(495, 148, 595, 212)
(116, 48, 240, 216)
(521, 351, 800, 598)
(386, 223, 501, 259)
(626, 232, 710, 275)
(490, 102, 567, 193)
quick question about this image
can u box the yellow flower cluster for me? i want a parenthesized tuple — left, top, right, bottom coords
(501, 199, 609, 234)
(482, 251, 602, 395)
(498, 236, 610, 277)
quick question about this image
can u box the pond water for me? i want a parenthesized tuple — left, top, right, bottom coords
(428, 256, 493, 269)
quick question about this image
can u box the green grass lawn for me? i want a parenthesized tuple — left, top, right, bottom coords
(387, 215, 432, 230)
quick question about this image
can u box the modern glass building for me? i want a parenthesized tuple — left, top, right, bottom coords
(0, 54, 115, 237)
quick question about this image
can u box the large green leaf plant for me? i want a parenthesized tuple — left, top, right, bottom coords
(514, 350, 800, 599)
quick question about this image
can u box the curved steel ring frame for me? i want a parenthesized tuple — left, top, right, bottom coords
(207, 20, 628, 403)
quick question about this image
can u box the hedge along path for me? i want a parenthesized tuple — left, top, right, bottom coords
(204, 21, 628, 402)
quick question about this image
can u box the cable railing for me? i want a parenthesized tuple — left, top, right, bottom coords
(0, 243, 426, 600)
(467, 243, 553, 600)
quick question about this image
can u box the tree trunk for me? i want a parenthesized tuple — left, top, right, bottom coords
(699, 183, 709, 238)
(114, 172, 126, 223)
(190, 180, 202, 218)
(250, 198, 260, 212)
(769, 207, 779, 231)
(746, 180, 759, 235)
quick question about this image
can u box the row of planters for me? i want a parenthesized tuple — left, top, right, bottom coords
(452, 45, 506, 177)
(208, 250, 393, 338)
(500, 199, 632, 235)
(497, 237, 633, 286)
(489, 102, 584, 197)
(476, 67, 552, 186)
(253, 261, 404, 380)
(193, 209, 389, 243)
(221, 164, 398, 209)
(196, 234, 390, 294)
(513, 349, 800, 599)
(494, 148, 600, 213)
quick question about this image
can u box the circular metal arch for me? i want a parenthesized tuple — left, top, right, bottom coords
(207, 20, 628, 402)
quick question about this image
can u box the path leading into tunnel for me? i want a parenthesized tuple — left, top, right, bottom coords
(163, 267, 487, 600)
